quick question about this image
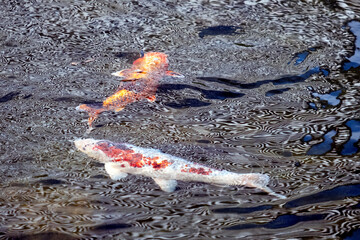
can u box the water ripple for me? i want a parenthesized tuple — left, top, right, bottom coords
(1, 0, 360, 239)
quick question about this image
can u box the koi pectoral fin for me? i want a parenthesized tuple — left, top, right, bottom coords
(76, 104, 88, 112)
(153, 178, 177, 192)
(115, 107, 124, 112)
(85, 127, 94, 134)
(112, 69, 131, 77)
(166, 70, 184, 78)
(105, 163, 128, 180)
(88, 114, 99, 129)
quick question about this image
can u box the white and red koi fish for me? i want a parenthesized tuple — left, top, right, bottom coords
(76, 52, 183, 131)
(74, 138, 285, 198)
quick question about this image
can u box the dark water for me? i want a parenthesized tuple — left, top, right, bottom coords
(1, 0, 360, 239)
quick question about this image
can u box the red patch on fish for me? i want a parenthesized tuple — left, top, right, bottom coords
(94, 142, 172, 170)
(181, 167, 212, 175)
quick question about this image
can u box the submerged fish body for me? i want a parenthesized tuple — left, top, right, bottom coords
(74, 138, 285, 198)
(77, 52, 183, 130)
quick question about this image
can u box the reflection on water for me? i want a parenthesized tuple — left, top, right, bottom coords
(198, 25, 242, 39)
(309, 87, 342, 108)
(288, 47, 320, 66)
(198, 67, 329, 90)
(306, 129, 337, 155)
(1, 0, 360, 239)
(343, 21, 360, 70)
(306, 119, 360, 156)
(343, 228, 360, 240)
(285, 184, 360, 208)
(226, 213, 327, 230)
(341, 120, 360, 156)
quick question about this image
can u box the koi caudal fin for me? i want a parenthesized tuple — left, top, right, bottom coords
(76, 104, 105, 132)
(233, 173, 286, 199)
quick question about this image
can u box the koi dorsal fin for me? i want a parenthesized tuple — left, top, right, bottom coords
(166, 70, 184, 78)
(153, 178, 177, 192)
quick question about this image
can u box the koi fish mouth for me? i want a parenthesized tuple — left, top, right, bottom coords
(74, 138, 97, 152)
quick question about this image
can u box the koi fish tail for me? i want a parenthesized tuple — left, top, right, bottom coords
(76, 104, 104, 131)
(232, 173, 286, 199)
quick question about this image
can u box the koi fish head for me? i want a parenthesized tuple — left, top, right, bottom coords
(74, 138, 110, 163)
(112, 52, 170, 79)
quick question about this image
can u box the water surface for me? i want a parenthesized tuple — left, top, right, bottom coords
(1, 0, 360, 239)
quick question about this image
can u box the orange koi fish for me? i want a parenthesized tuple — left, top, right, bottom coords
(74, 138, 285, 198)
(76, 52, 183, 131)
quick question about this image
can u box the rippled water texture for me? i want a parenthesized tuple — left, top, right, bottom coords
(1, 0, 360, 239)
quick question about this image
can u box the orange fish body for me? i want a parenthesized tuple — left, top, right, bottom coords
(77, 52, 183, 131)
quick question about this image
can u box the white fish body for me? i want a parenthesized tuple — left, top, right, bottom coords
(74, 138, 285, 198)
